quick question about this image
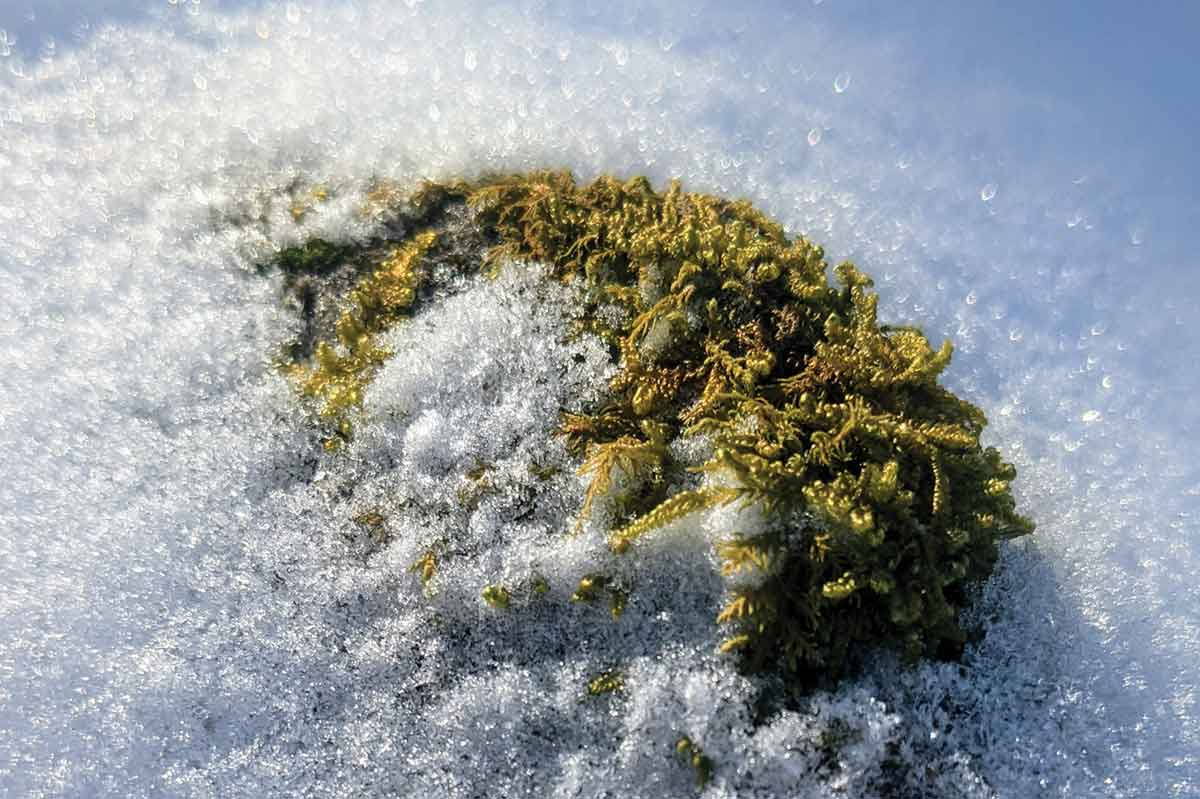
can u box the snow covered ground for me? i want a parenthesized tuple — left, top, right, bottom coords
(0, 2, 1196, 796)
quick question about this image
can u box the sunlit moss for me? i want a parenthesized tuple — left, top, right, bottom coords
(274, 170, 1033, 686)
(410, 547, 438, 587)
(568, 573, 629, 620)
(586, 670, 625, 696)
(285, 231, 437, 442)
(289, 184, 331, 222)
(481, 584, 512, 609)
(352, 510, 389, 546)
(675, 736, 714, 788)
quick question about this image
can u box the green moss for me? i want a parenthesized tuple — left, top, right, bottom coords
(481, 584, 512, 609)
(285, 231, 438, 445)
(455, 463, 495, 511)
(352, 510, 389, 545)
(409, 545, 439, 588)
(270, 238, 360, 285)
(586, 670, 625, 696)
(675, 736, 714, 788)
(569, 574, 628, 620)
(528, 573, 551, 596)
(273, 170, 1033, 688)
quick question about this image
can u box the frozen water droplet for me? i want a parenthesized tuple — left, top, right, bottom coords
(897, 155, 911, 169)
(557, 42, 570, 61)
(613, 45, 629, 67)
(1009, 328, 1022, 342)
(1090, 322, 1107, 336)
(1067, 211, 1083, 228)
(965, 290, 977, 305)
(658, 34, 677, 52)
(428, 103, 441, 122)
(1129, 227, 1144, 246)
(1102, 375, 1114, 389)
(193, 73, 207, 91)
(1082, 410, 1103, 424)
(833, 72, 851, 93)
(807, 127, 821, 146)
(980, 183, 997, 202)
(463, 49, 477, 71)
(256, 21, 270, 39)
(286, 3, 300, 24)
(40, 173, 55, 187)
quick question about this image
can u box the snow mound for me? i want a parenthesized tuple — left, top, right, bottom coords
(0, 1, 1196, 797)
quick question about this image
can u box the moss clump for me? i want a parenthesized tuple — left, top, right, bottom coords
(276, 170, 1033, 686)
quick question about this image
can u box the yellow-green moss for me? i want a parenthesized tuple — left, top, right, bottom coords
(409, 546, 439, 587)
(481, 584, 512, 609)
(569, 574, 628, 620)
(286, 230, 437, 442)
(276, 170, 1033, 685)
(586, 670, 625, 696)
(352, 510, 389, 545)
(675, 736, 714, 788)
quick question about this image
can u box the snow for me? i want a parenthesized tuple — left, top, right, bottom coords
(0, 1, 1197, 796)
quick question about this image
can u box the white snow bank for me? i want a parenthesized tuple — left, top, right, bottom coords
(0, 1, 1196, 796)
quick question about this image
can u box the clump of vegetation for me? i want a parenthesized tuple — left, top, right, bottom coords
(272, 170, 1033, 686)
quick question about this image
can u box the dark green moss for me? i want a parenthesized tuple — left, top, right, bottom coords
(269, 238, 362, 284)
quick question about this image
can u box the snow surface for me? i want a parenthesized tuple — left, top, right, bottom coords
(0, 1, 1197, 797)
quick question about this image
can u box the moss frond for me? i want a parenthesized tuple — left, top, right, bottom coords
(586, 670, 625, 696)
(409, 547, 438, 587)
(609, 486, 743, 553)
(577, 435, 667, 525)
(675, 736, 714, 789)
(481, 584, 511, 610)
(285, 230, 438, 439)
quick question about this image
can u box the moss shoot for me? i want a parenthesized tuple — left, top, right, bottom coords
(268, 170, 1033, 687)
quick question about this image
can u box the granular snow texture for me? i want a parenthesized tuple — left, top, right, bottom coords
(0, 2, 1196, 797)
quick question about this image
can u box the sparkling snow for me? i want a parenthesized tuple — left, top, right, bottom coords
(0, 2, 1196, 797)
